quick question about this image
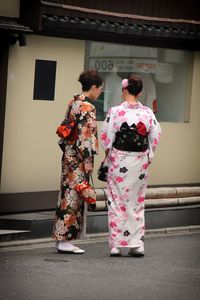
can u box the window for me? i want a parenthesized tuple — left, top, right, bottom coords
(85, 42, 193, 122)
(33, 59, 57, 101)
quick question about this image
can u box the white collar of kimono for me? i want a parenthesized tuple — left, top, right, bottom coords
(121, 101, 143, 109)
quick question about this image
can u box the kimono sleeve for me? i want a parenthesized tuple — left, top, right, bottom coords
(76, 102, 98, 160)
(148, 110, 161, 163)
(100, 108, 117, 151)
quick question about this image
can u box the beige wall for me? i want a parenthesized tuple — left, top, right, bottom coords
(0, 0, 20, 17)
(1, 35, 85, 193)
(1, 36, 200, 193)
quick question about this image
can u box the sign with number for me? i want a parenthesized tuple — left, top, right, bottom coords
(89, 58, 157, 73)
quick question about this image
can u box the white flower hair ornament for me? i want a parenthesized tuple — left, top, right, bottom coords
(122, 78, 129, 88)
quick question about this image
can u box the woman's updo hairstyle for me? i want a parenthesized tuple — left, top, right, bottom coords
(78, 70, 103, 91)
(127, 75, 143, 96)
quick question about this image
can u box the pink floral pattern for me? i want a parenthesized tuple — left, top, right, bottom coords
(101, 101, 161, 248)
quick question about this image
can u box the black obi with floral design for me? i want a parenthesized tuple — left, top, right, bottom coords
(113, 122, 149, 152)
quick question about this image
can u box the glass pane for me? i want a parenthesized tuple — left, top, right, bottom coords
(85, 42, 193, 122)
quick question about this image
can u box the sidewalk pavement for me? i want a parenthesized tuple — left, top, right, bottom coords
(0, 232, 200, 300)
(1, 225, 200, 251)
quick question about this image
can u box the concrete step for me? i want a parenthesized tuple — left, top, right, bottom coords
(86, 204, 200, 233)
(0, 211, 54, 242)
(0, 204, 200, 242)
(0, 229, 31, 242)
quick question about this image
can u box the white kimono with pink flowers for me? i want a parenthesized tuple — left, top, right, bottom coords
(101, 101, 161, 249)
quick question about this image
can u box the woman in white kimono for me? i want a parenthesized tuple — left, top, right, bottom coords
(100, 76, 161, 257)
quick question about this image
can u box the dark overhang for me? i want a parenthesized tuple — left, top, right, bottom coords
(19, 0, 200, 50)
(0, 16, 32, 46)
(0, 16, 32, 33)
(42, 14, 200, 51)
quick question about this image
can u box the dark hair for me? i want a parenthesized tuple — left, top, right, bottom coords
(78, 70, 103, 91)
(126, 75, 143, 96)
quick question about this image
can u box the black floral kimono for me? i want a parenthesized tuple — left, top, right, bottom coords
(52, 95, 98, 241)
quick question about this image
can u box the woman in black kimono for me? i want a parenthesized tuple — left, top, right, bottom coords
(52, 70, 103, 254)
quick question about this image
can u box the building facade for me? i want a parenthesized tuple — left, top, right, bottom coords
(0, 0, 200, 213)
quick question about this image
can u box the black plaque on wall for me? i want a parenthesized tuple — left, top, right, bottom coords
(33, 59, 57, 100)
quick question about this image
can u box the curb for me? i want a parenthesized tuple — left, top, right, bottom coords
(0, 225, 200, 251)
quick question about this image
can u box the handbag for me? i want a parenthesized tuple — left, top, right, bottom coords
(56, 121, 76, 139)
(75, 177, 96, 208)
(98, 158, 108, 182)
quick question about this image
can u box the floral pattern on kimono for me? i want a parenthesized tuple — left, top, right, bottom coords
(100, 101, 161, 248)
(52, 96, 98, 241)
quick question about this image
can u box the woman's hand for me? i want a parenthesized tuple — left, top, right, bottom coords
(105, 149, 110, 156)
(84, 157, 94, 175)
